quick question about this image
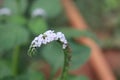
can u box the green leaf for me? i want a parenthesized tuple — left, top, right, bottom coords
(42, 40, 90, 73)
(42, 41, 64, 73)
(0, 60, 12, 79)
(31, 0, 62, 18)
(8, 15, 26, 25)
(55, 27, 100, 46)
(0, 24, 29, 51)
(28, 18, 47, 35)
(69, 40, 90, 70)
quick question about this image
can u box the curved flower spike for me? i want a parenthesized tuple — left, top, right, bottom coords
(28, 30, 71, 80)
(28, 30, 68, 56)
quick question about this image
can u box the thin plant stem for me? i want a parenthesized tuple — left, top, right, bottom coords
(61, 46, 71, 80)
(12, 46, 20, 76)
(49, 46, 71, 80)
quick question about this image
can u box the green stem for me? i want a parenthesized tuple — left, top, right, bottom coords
(61, 46, 71, 80)
(12, 46, 20, 76)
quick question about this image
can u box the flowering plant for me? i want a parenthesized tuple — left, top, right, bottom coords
(0, 0, 92, 80)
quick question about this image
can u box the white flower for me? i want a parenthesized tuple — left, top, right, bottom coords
(32, 8, 47, 18)
(57, 32, 63, 38)
(31, 37, 38, 47)
(43, 30, 58, 42)
(30, 30, 68, 49)
(42, 39, 47, 44)
(0, 8, 11, 16)
(45, 37, 51, 43)
(63, 44, 67, 49)
(57, 32, 67, 44)
(37, 35, 44, 47)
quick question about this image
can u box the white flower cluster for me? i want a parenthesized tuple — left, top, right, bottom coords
(31, 8, 47, 18)
(0, 8, 11, 16)
(31, 30, 68, 49)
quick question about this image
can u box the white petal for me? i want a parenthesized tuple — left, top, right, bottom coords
(63, 44, 67, 49)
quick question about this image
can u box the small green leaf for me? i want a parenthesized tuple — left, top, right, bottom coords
(28, 18, 47, 35)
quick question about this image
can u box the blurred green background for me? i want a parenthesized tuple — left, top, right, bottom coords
(0, 0, 120, 80)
